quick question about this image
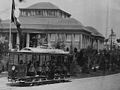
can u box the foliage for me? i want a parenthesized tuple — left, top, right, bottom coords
(0, 42, 9, 52)
(76, 47, 98, 73)
(75, 47, 120, 74)
(0, 42, 9, 59)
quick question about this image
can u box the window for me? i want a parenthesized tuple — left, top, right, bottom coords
(38, 10, 43, 16)
(51, 34, 56, 41)
(58, 34, 65, 41)
(43, 10, 47, 16)
(37, 34, 48, 45)
(31, 11, 35, 16)
(58, 34, 62, 40)
(66, 34, 71, 41)
(23, 11, 26, 16)
(74, 34, 79, 41)
(28, 11, 30, 16)
(47, 10, 55, 16)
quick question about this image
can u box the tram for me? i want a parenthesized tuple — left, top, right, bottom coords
(8, 47, 71, 84)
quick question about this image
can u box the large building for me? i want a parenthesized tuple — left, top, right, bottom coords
(0, 2, 104, 51)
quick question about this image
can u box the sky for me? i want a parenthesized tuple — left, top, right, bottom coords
(0, 0, 120, 38)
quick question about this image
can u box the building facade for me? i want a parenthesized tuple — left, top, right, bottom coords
(0, 2, 104, 51)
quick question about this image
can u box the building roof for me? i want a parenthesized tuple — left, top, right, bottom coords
(18, 16, 83, 25)
(85, 26, 104, 38)
(20, 2, 71, 17)
(0, 17, 86, 31)
(25, 2, 59, 9)
(0, 2, 102, 36)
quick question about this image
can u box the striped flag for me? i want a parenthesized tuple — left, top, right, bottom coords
(11, 0, 21, 31)
(11, 0, 21, 26)
(11, 0, 24, 50)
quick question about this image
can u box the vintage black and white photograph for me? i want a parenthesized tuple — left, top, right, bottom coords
(0, 0, 120, 90)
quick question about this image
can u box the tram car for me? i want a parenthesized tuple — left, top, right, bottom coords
(8, 47, 71, 84)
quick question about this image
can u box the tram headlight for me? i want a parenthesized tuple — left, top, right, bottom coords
(12, 66, 16, 71)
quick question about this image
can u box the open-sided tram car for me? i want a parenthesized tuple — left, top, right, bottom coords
(8, 49, 71, 84)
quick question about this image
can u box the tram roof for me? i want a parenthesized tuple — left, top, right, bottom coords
(17, 47, 69, 54)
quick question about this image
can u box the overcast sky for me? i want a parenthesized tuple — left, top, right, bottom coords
(0, 0, 120, 38)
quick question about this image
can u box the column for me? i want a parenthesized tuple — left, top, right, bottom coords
(55, 33, 58, 41)
(72, 34, 74, 49)
(97, 40, 100, 51)
(37, 34, 41, 46)
(80, 34, 83, 49)
(14, 33, 19, 50)
(26, 33, 30, 47)
(16, 33, 19, 45)
(48, 33, 51, 46)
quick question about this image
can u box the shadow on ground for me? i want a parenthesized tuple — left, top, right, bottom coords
(6, 79, 71, 87)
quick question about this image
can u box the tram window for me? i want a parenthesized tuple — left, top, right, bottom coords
(9, 53, 14, 64)
(51, 55, 55, 60)
(26, 54, 32, 63)
(39, 55, 47, 66)
(57, 56, 61, 64)
(64, 56, 68, 63)
(45, 55, 49, 65)
(46, 55, 50, 62)
(19, 54, 26, 64)
(14, 54, 18, 65)
(42, 55, 46, 65)
(36, 55, 39, 62)
(40, 55, 44, 66)
(61, 56, 64, 63)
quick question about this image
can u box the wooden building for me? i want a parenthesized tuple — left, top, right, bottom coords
(0, 2, 104, 51)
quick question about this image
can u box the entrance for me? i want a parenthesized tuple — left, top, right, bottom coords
(30, 33, 37, 47)
(29, 33, 48, 47)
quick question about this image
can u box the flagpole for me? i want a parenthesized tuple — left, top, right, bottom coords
(105, 0, 110, 39)
(9, 20, 12, 50)
(9, 0, 12, 50)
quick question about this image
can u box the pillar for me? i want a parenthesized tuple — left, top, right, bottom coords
(26, 33, 30, 47)
(16, 33, 19, 45)
(48, 33, 51, 46)
(72, 34, 74, 49)
(80, 34, 83, 49)
(97, 40, 100, 51)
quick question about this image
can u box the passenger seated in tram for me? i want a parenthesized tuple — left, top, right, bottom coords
(19, 60, 23, 65)
(27, 61, 36, 76)
(35, 60, 42, 75)
(36, 66, 42, 75)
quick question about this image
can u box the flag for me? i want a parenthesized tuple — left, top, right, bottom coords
(11, 0, 15, 22)
(11, 0, 21, 29)
(11, 0, 23, 50)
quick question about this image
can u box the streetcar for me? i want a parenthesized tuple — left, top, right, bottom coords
(8, 47, 71, 84)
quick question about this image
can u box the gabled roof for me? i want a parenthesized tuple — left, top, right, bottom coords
(0, 17, 86, 30)
(25, 2, 59, 9)
(18, 16, 83, 26)
(20, 2, 71, 17)
(85, 26, 104, 38)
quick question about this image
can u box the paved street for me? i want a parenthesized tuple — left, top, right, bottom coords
(0, 72, 120, 90)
